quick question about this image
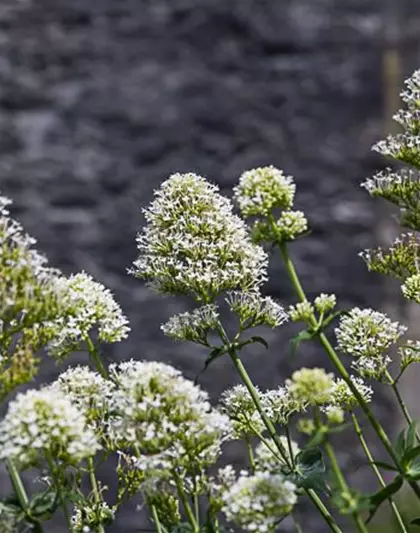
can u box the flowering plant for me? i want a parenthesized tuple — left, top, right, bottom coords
(2, 70, 420, 533)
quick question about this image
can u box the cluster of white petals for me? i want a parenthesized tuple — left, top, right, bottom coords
(254, 437, 300, 472)
(234, 166, 296, 217)
(329, 376, 373, 410)
(0, 388, 99, 468)
(161, 304, 219, 344)
(261, 386, 307, 425)
(226, 291, 288, 329)
(108, 360, 230, 472)
(220, 384, 265, 438)
(47, 272, 130, 360)
(286, 367, 335, 406)
(132, 173, 268, 301)
(222, 471, 297, 532)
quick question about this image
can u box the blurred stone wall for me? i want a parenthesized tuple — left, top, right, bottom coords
(0, 0, 419, 531)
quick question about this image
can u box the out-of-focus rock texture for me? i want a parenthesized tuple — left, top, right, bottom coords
(1, 0, 420, 530)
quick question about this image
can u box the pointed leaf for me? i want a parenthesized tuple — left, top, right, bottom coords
(290, 330, 315, 357)
(321, 310, 349, 330)
(411, 517, 420, 527)
(249, 336, 269, 350)
(195, 346, 226, 383)
(406, 457, 420, 480)
(402, 445, 420, 466)
(395, 429, 406, 459)
(407, 422, 418, 452)
(366, 475, 403, 523)
(295, 447, 329, 494)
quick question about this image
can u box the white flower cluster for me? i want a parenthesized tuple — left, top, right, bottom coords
(286, 367, 335, 406)
(47, 272, 130, 360)
(108, 360, 230, 473)
(161, 304, 219, 344)
(275, 210, 308, 241)
(400, 69, 420, 107)
(49, 366, 115, 428)
(261, 386, 307, 425)
(373, 133, 420, 167)
(402, 273, 420, 303)
(288, 300, 314, 323)
(226, 291, 288, 329)
(71, 501, 115, 533)
(234, 166, 296, 217)
(132, 173, 268, 301)
(329, 376, 373, 410)
(222, 471, 297, 532)
(0, 388, 99, 468)
(220, 384, 265, 438)
(314, 293, 337, 314)
(335, 308, 406, 379)
(399, 340, 420, 370)
(254, 437, 300, 472)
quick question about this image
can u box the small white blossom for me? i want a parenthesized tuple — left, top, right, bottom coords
(0, 388, 99, 468)
(254, 437, 300, 472)
(314, 293, 337, 314)
(275, 210, 308, 241)
(222, 471, 297, 532)
(330, 376, 373, 410)
(261, 387, 307, 425)
(399, 340, 420, 370)
(322, 405, 345, 425)
(220, 384, 265, 439)
(234, 166, 296, 217)
(47, 272, 130, 360)
(108, 360, 230, 472)
(335, 308, 407, 359)
(161, 304, 219, 343)
(289, 301, 314, 323)
(132, 173, 268, 301)
(226, 291, 288, 329)
(286, 368, 335, 406)
(351, 356, 392, 380)
(402, 273, 420, 303)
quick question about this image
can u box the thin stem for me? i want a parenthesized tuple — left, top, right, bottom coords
(88, 457, 105, 533)
(174, 471, 199, 533)
(225, 345, 343, 533)
(246, 439, 256, 473)
(285, 427, 296, 468)
(291, 513, 303, 533)
(385, 370, 420, 443)
(278, 242, 420, 493)
(351, 413, 408, 533)
(151, 505, 163, 533)
(324, 441, 369, 533)
(87, 336, 107, 378)
(45, 454, 72, 529)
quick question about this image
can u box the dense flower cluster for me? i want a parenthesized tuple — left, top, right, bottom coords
(108, 360, 230, 473)
(161, 304, 219, 344)
(314, 293, 337, 314)
(132, 173, 268, 301)
(220, 384, 265, 438)
(0, 388, 99, 468)
(401, 273, 420, 303)
(226, 291, 288, 329)
(254, 437, 300, 472)
(399, 340, 420, 371)
(261, 386, 307, 425)
(234, 166, 296, 217)
(222, 471, 297, 532)
(47, 273, 130, 360)
(329, 376, 373, 410)
(287, 368, 335, 406)
(288, 301, 314, 323)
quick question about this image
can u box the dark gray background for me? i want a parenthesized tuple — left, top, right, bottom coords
(1, 1, 420, 531)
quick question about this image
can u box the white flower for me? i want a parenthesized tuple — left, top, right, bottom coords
(132, 173, 268, 301)
(48, 366, 115, 428)
(254, 437, 300, 472)
(261, 387, 307, 425)
(335, 308, 407, 359)
(220, 384, 265, 439)
(330, 376, 373, 410)
(47, 272, 130, 360)
(351, 356, 392, 380)
(314, 293, 337, 314)
(275, 210, 308, 241)
(108, 360, 230, 472)
(234, 166, 296, 217)
(226, 291, 288, 329)
(289, 301, 314, 323)
(0, 388, 100, 468)
(286, 367, 335, 406)
(402, 274, 420, 303)
(161, 304, 219, 343)
(222, 471, 297, 532)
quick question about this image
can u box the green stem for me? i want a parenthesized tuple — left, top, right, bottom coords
(88, 457, 105, 533)
(385, 370, 420, 443)
(291, 513, 303, 533)
(246, 439, 256, 473)
(279, 242, 420, 500)
(225, 345, 343, 533)
(45, 454, 72, 529)
(6, 458, 29, 508)
(151, 504, 163, 533)
(87, 337, 107, 378)
(174, 472, 199, 533)
(351, 413, 408, 533)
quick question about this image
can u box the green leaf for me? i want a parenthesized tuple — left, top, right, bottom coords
(406, 422, 418, 452)
(248, 336, 269, 350)
(402, 445, 420, 467)
(321, 310, 349, 330)
(195, 346, 226, 383)
(406, 457, 420, 480)
(395, 428, 406, 460)
(27, 491, 59, 521)
(290, 330, 315, 357)
(371, 461, 398, 472)
(366, 475, 404, 523)
(294, 447, 329, 494)
(411, 517, 420, 527)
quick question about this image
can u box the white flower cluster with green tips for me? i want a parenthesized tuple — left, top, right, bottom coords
(287, 367, 335, 406)
(222, 470, 297, 532)
(254, 436, 300, 472)
(132, 173, 268, 301)
(47, 272, 130, 360)
(0, 388, 99, 469)
(335, 308, 406, 379)
(226, 291, 288, 329)
(161, 304, 219, 344)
